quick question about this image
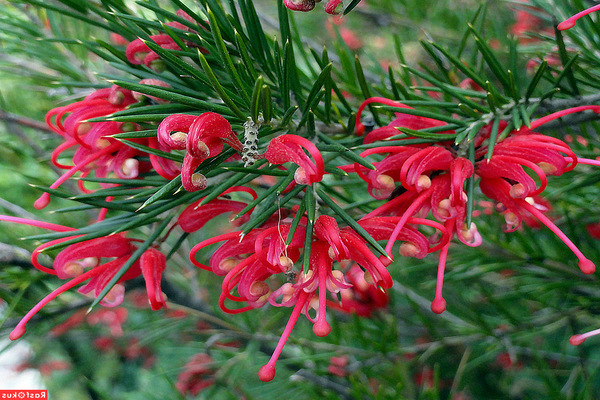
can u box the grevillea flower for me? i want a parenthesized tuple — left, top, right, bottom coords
(283, 0, 353, 14)
(0, 215, 171, 340)
(157, 112, 243, 191)
(188, 208, 411, 382)
(139, 248, 167, 311)
(350, 97, 599, 313)
(177, 186, 257, 233)
(125, 10, 201, 70)
(39, 86, 165, 208)
(265, 134, 324, 185)
(558, 4, 600, 31)
(175, 353, 216, 396)
(283, 0, 316, 12)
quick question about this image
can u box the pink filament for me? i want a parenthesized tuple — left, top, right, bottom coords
(9, 262, 113, 340)
(570, 157, 600, 167)
(529, 106, 600, 131)
(384, 188, 432, 254)
(34, 142, 122, 209)
(558, 4, 600, 30)
(355, 97, 412, 136)
(0, 215, 75, 232)
(431, 220, 454, 314)
(519, 200, 595, 274)
(570, 327, 600, 345)
(258, 290, 310, 382)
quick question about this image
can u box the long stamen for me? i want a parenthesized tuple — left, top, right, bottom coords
(355, 97, 411, 136)
(557, 4, 600, 30)
(9, 262, 113, 340)
(34, 142, 122, 209)
(313, 256, 331, 337)
(51, 140, 77, 169)
(568, 157, 600, 167)
(31, 237, 83, 275)
(189, 231, 242, 271)
(519, 200, 595, 274)
(431, 220, 454, 314)
(0, 215, 75, 232)
(384, 188, 432, 254)
(529, 106, 600, 131)
(570, 327, 600, 345)
(258, 290, 310, 382)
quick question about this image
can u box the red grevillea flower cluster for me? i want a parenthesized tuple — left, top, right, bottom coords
(125, 10, 202, 71)
(188, 202, 447, 381)
(0, 215, 168, 341)
(42, 82, 181, 210)
(351, 97, 599, 314)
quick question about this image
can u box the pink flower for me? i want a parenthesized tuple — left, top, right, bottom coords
(39, 87, 158, 208)
(177, 186, 257, 233)
(125, 10, 202, 70)
(283, 0, 316, 12)
(157, 112, 243, 191)
(140, 248, 167, 311)
(176, 353, 216, 396)
(265, 134, 324, 185)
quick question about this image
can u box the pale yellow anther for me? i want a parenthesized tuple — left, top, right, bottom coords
(77, 122, 92, 136)
(294, 167, 310, 185)
(122, 158, 139, 177)
(250, 281, 269, 296)
(191, 173, 208, 189)
(63, 262, 84, 277)
(279, 255, 293, 269)
(509, 183, 527, 199)
(416, 175, 431, 190)
(399, 242, 420, 257)
(376, 174, 395, 189)
(538, 162, 557, 175)
(170, 131, 187, 145)
(218, 257, 237, 272)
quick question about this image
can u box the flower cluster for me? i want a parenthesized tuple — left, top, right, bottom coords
(3, 2, 600, 386)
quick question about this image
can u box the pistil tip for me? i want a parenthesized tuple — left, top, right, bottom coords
(9, 326, 26, 340)
(557, 21, 576, 31)
(578, 259, 595, 275)
(569, 334, 585, 346)
(431, 297, 447, 314)
(313, 320, 331, 337)
(34, 193, 51, 210)
(258, 364, 276, 382)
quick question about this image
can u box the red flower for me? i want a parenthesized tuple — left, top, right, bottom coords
(265, 134, 324, 185)
(175, 353, 216, 396)
(156, 112, 243, 191)
(140, 248, 167, 311)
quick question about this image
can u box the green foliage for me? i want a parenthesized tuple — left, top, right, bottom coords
(0, 0, 600, 399)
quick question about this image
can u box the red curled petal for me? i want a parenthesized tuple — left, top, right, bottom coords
(140, 248, 167, 311)
(283, 0, 316, 12)
(266, 134, 324, 185)
(157, 114, 197, 150)
(181, 153, 206, 192)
